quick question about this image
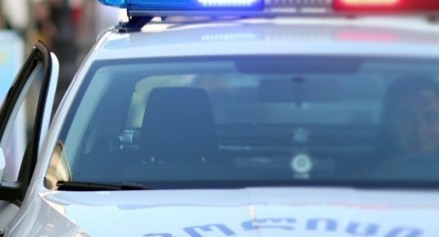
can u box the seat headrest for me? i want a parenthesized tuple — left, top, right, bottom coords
(140, 87, 218, 163)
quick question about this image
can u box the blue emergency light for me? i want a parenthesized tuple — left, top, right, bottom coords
(99, 0, 263, 12)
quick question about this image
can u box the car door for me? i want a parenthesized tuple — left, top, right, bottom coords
(0, 42, 59, 231)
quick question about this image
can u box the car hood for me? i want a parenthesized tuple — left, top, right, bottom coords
(13, 187, 439, 236)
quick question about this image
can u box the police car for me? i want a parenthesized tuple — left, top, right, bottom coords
(1, 0, 439, 236)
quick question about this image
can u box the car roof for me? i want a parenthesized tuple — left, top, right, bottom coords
(88, 16, 439, 61)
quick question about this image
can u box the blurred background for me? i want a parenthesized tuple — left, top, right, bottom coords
(0, 0, 122, 103)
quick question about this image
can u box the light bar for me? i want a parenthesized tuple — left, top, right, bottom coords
(340, 0, 399, 6)
(99, 0, 439, 18)
(199, 0, 258, 7)
(334, 0, 439, 12)
(99, 0, 263, 12)
(100, 0, 127, 7)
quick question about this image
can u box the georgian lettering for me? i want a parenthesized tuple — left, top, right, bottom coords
(242, 218, 296, 231)
(144, 234, 174, 237)
(144, 217, 426, 237)
(385, 227, 423, 237)
(306, 218, 337, 232)
(184, 224, 236, 237)
(346, 222, 379, 236)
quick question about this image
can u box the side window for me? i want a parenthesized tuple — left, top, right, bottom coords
(1, 63, 45, 182)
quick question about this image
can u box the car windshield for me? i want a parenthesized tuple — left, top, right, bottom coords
(46, 56, 439, 189)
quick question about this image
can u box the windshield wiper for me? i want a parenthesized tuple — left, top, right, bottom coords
(56, 181, 152, 191)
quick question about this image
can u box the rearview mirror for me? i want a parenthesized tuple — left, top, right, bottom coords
(258, 77, 343, 103)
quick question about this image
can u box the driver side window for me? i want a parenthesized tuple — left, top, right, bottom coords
(1, 63, 45, 182)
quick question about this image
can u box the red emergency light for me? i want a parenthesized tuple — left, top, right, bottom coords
(334, 0, 439, 12)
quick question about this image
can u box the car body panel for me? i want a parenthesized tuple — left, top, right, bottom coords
(8, 186, 439, 236)
(89, 19, 439, 60)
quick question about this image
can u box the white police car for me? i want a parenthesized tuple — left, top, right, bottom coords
(1, 0, 439, 236)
